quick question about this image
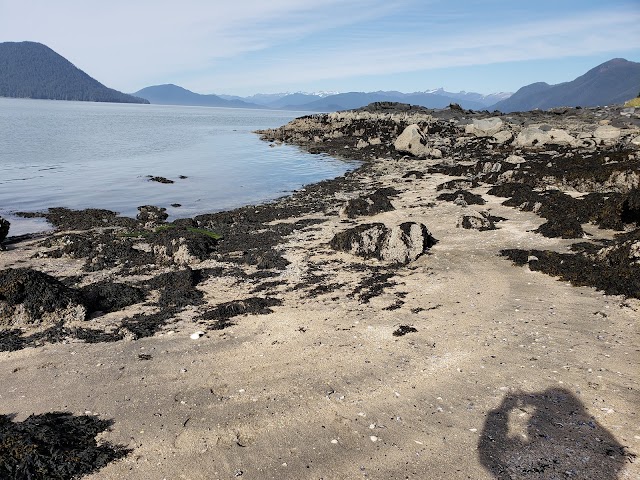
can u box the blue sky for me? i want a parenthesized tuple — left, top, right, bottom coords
(1, 0, 639, 95)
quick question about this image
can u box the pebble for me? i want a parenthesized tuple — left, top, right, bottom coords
(190, 331, 205, 339)
(370, 435, 378, 442)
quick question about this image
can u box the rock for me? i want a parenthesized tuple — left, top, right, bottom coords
(505, 154, 526, 164)
(330, 222, 436, 264)
(631, 135, 640, 146)
(547, 128, 575, 145)
(137, 205, 169, 228)
(356, 139, 369, 149)
(457, 210, 497, 231)
(0, 216, 9, 245)
(340, 189, 395, 218)
(394, 124, 438, 158)
(594, 125, 621, 142)
(491, 130, 513, 144)
(465, 117, 504, 137)
(515, 127, 551, 148)
(0, 268, 87, 326)
(147, 176, 174, 184)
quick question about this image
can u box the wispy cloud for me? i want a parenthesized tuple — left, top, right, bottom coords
(0, 0, 638, 93)
(193, 8, 640, 91)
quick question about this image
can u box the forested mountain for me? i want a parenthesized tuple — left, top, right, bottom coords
(491, 58, 640, 112)
(0, 41, 149, 104)
(133, 84, 263, 109)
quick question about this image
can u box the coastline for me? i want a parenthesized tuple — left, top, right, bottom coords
(1, 102, 639, 479)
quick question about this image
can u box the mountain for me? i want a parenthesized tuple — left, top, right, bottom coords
(133, 84, 263, 109)
(491, 58, 640, 112)
(288, 90, 489, 112)
(428, 88, 512, 107)
(0, 41, 149, 104)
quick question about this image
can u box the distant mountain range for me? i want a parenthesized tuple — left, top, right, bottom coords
(134, 86, 512, 111)
(132, 84, 263, 109)
(492, 58, 640, 112)
(0, 41, 149, 104)
(1, 41, 636, 113)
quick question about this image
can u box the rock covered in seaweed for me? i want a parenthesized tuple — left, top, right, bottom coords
(330, 222, 436, 264)
(0, 268, 86, 326)
(0, 216, 9, 245)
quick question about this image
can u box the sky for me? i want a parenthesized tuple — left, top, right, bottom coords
(1, 0, 639, 96)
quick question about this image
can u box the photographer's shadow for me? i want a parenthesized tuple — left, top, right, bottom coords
(478, 387, 635, 479)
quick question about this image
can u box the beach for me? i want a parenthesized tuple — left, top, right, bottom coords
(1, 102, 638, 479)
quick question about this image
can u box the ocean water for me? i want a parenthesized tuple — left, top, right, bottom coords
(0, 98, 357, 235)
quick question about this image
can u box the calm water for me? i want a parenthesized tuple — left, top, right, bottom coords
(0, 98, 356, 235)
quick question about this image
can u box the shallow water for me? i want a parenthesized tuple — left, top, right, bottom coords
(0, 98, 357, 235)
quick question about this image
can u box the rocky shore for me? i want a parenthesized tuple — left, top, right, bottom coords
(1, 102, 638, 479)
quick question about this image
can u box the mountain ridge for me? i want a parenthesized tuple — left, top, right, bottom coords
(491, 58, 640, 112)
(0, 41, 149, 104)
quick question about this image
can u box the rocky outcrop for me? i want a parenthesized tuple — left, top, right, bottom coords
(0, 268, 87, 326)
(330, 222, 436, 264)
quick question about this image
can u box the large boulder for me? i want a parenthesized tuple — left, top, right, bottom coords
(394, 125, 441, 158)
(594, 125, 621, 142)
(330, 222, 436, 264)
(0, 268, 87, 326)
(515, 127, 551, 148)
(465, 117, 504, 137)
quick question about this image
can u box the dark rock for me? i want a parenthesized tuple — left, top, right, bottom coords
(18, 207, 137, 231)
(393, 325, 418, 336)
(146, 268, 205, 309)
(0, 268, 86, 326)
(0, 216, 9, 244)
(147, 175, 174, 184)
(437, 178, 480, 191)
(80, 281, 146, 313)
(457, 211, 497, 231)
(137, 205, 168, 226)
(437, 189, 486, 205)
(342, 189, 395, 218)
(330, 222, 436, 264)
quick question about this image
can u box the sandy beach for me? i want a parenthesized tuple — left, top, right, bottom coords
(1, 103, 638, 479)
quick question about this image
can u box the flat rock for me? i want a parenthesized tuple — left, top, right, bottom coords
(515, 127, 551, 148)
(594, 125, 621, 141)
(465, 117, 504, 137)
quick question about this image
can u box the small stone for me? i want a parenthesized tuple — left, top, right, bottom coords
(370, 435, 378, 442)
(190, 331, 205, 340)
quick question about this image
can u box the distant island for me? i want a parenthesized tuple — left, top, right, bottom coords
(0, 41, 149, 104)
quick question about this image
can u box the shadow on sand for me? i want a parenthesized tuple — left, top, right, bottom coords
(478, 387, 635, 479)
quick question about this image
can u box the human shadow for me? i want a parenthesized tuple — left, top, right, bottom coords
(0, 411, 130, 478)
(478, 388, 635, 479)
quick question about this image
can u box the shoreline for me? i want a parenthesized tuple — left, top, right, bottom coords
(1, 102, 639, 479)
